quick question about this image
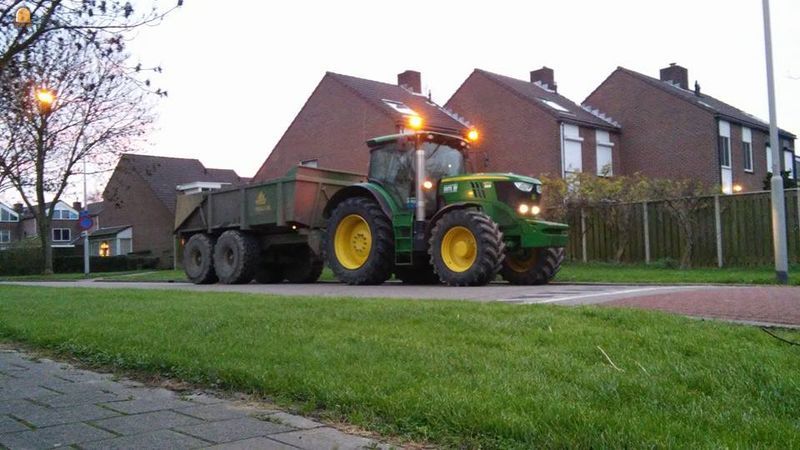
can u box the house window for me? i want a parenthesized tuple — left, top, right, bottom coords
(52, 205, 78, 220)
(718, 120, 732, 194)
(0, 207, 19, 222)
(300, 159, 318, 168)
(562, 124, 583, 178)
(742, 127, 753, 173)
(595, 130, 613, 176)
(718, 136, 731, 167)
(99, 241, 110, 257)
(0, 230, 10, 243)
(52, 228, 71, 242)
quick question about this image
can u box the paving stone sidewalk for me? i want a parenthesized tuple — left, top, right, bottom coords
(0, 349, 394, 449)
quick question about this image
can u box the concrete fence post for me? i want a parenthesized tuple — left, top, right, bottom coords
(714, 195, 723, 268)
(642, 201, 650, 264)
(580, 208, 588, 263)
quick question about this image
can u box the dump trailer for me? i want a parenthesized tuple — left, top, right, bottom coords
(174, 166, 364, 284)
(176, 119, 569, 286)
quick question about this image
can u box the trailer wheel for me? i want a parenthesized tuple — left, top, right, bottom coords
(500, 247, 565, 285)
(429, 209, 504, 286)
(213, 230, 259, 284)
(253, 264, 283, 284)
(183, 233, 218, 284)
(284, 246, 324, 283)
(325, 197, 394, 285)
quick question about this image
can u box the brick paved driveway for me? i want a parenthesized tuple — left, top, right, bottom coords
(0, 349, 391, 450)
(603, 286, 800, 327)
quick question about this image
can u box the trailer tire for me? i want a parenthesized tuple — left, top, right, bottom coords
(213, 230, 259, 284)
(429, 209, 504, 286)
(325, 197, 394, 285)
(500, 247, 565, 285)
(253, 264, 283, 284)
(183, 233, 218, 284)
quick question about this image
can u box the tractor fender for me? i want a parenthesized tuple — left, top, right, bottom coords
(323, 184, 395, 219)
(427, 202, 482, 233)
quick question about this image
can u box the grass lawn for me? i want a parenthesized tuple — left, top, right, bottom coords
(0, 271, 147, 282)
(0, 286, 798, 448)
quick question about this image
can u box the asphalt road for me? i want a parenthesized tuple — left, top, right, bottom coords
(3, 280, 719, 305)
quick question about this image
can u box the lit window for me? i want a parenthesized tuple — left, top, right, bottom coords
(52, 228, 71, 242)
(99, 241, 110, 257)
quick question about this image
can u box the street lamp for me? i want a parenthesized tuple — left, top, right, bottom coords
(14, 6, 31, 28)
(34, 88, 55, 114)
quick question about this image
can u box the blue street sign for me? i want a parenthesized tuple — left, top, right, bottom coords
(79, 210, 93, 231)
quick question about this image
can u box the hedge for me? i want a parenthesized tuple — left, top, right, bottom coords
(0, 248, 159, 276)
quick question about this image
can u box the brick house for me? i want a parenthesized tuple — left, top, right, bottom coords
(100, 154, 246, 267)
(0, 200, 102, 250)
(445, 68, 622, 179)
(253, 70, 469, 182)
(583, 63, 796, 193)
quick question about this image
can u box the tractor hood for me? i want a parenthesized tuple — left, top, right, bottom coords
(441, 173, 541, 185)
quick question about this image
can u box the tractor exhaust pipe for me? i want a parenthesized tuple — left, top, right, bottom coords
(415, 133, 426, 222)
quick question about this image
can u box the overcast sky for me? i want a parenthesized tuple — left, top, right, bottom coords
(4, 0, 799, 204)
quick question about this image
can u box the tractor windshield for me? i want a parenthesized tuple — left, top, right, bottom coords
(368, 139, 465, 209)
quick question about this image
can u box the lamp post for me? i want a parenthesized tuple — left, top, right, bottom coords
(762, 0, 789, 284)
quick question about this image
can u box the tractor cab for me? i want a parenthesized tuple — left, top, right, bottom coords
(366, 131, 468, 217)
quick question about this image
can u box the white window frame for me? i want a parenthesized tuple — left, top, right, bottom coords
(718, 120, 732, 169)
(766, 144, 773, 172)
(784, 149, 795, 179)
(50, 202, 78, 220)
(742, 127, 753, 173)
(0, 229, 10, 243)
(52, 228, 71, 242)
(561, 123, 584, 178)
(0, 205, 19, 223)
(300, 159, 319, 168)
(595, 130, 614, 176)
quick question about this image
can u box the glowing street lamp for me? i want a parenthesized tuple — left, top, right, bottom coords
(14, 6, 31, 28)
(34, 88, 55, 114)
(407, 115, 423, 130)
(467, 128, 479, 142)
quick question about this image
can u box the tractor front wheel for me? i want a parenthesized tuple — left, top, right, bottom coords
(429, 209, 504, 286)
(500, 247, 565, 285)
(183, 233, 218, 284)
(325, 197, 394, 285)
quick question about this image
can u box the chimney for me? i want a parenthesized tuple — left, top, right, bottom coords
(73, 201, 82, 211)
(659, 63, 689, 90)
(13, 203, 23, 213)
(397, 70, 421, 94)
(530, 66, 557, 92)
(694, 81, 701, 96)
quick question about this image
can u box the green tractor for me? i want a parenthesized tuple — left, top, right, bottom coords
(323, 125, 568, 286)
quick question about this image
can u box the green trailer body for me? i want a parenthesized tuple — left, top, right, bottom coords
(175, 165, 365, 250)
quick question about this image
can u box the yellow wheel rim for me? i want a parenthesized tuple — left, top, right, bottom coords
(441, 226, 477, 272)
(506, 250, 538, 273)
(334, 214, 372, 270)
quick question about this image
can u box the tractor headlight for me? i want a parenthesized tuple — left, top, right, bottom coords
(518, 204, 530, 214)
(530, 205, 541, 215)
(514, 181, 534, 192)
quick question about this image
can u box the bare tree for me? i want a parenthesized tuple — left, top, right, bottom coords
(1, 0, 181, 76)
(0, 29, 156, 273)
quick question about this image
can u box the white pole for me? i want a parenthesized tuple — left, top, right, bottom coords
(83, 157, 90, 277)
(762, 0, 789, 284)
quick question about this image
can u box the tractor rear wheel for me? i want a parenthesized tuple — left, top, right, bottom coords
(325, 197, 394, 285)
(213, 230, 259, 284)
(183, 233, 218, 284)
(500, 247, 565, 285)
(429, 209, 504, 286)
